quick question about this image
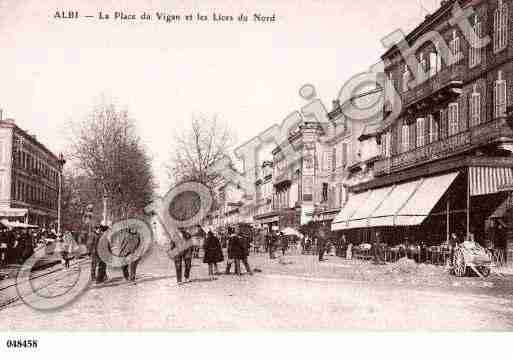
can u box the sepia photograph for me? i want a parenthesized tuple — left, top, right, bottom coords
(0, 0, 513, 356)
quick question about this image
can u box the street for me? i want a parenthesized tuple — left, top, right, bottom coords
(1, 250, 513, 330)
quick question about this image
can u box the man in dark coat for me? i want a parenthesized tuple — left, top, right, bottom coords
(203, 231, 224, 278)
(172, 229, 194, 284)
(90, 225, 108, 284)
(118, 227, 142, 283)
(235, 226, 253, 276)
(316, 226, 327, 262)
(225, 227, 240, 275)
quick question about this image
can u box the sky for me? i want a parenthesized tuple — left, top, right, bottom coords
(0, 0, 441, 195)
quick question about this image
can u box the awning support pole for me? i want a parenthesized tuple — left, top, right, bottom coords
(446, 197, 450, 242)
(467, 168, 471, 240)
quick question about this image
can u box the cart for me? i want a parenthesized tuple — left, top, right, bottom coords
(453, 241, 492, 278)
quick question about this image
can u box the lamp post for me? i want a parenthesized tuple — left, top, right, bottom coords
(57, 153, 66, 235)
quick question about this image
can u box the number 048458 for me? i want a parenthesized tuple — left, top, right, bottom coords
(6, 339, 38, 349)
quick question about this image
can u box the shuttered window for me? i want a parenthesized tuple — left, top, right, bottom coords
(469, 15, 482, 68)
(416, 118, 426, 147)
(494, 0, 508, 52)
(448, 103, 459, 136)
(469, 84, 482, 127)
(494, 71, 507, 118)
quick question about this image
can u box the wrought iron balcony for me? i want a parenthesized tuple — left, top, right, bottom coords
(374, 117, 513, 176)
(402, 64, 464, 110)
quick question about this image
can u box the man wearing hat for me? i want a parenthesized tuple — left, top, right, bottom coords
(119, 226, 142, 283)
(90, 224, 108, 284)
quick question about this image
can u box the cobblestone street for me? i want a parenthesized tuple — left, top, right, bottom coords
(2, 250, 513, 330)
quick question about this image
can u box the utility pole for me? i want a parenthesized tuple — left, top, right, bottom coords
(102, 187, 108, 226)
(57, 153, 66, 235)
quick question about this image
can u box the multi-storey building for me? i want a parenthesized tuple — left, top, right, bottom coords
(259, 89, 381, 231)
(0, 119, 64, 226)
(332, 0, 513, 262)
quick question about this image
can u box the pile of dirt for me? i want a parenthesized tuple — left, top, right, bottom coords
(384, 258, 445, 277)
(278, 257, 294, 265)
(386, 258, 419, 275)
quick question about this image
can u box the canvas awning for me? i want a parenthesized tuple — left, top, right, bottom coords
(469, 166, 513, 196)
(332, 172, 459, 230)
(395, 172, 459, 226)
(368, 180, 422, 227)
(0, 208, 28, 217)
(346, 186, 395, 229)
(331, 191, 372, 231)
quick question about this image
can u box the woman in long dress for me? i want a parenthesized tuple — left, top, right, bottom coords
(203, 231, 224, 280)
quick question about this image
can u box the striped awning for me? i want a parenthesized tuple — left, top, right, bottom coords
(469, 167, 513, 196)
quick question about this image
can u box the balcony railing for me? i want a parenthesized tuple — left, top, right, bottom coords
(402, 64, 465, 107)
(374, 117, 513, 175)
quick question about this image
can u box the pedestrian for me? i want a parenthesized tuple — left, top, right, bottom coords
(280, 232, 288, 257)
(58, 234, 70, 270)
(267, 231, 277, 259)
(171, 229, 194, 285)
(90, 225, 108, 284)
(373, 231, 384, 265)
(235, 226, 253, 276)
(225, 227, 239, 274)
(203, 230, 224, 280)
(0, 230, 7, 267)
(119, 227, 142, 284)
(266, 232, 273, 259)
(316, 226, 327, 262)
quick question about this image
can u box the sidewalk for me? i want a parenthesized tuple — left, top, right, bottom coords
(249, 252, 513, 294)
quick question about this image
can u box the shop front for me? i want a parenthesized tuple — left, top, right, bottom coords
(332, 157, 513, 264)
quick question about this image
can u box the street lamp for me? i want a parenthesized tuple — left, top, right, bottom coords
(57, 153, 66, 235)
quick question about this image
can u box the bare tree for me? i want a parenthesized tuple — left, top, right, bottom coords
(166, 114, 236, 189)
(66, 100, 155, 223)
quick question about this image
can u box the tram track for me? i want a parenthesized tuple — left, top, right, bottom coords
(0, 258, 90, 310)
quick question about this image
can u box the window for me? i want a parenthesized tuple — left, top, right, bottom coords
(494, 70, 507, 118)
(429, 114, 439, 143)
(401, 123, 409, 153)
(322, 183, 329, 203)
(418, 52, 427, 80)
(341, 143, 348, 167)
(322, 151, 331, 172)
(449, 30, 462, 63)
(381, 131, 392, 157)
(402, 65, 411, 93)
(416, 118, 426, 147)
(470, 84, 482, 126)
(448, 103, 459, 136)
(494, 0, 508, 52)
(469, 15, 482, 67)
(430, 44, 442, 77)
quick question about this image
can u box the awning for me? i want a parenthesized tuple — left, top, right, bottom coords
(0, 208, 28, 217)
(346, 186, 395, 229)
(395, 172, 459, 226)
(258, 216, 279, 224)
(331, 191, 372, 231)
(333, 172, 460, 230)
(469, 166, 513, 196)
(368, 180, 422, 227)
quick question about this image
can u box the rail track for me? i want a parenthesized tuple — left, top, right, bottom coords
(0, 258, 90, 310)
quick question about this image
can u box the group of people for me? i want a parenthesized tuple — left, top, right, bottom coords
(85, 222, 255, 287)
(0, 227, 64, 267)
(171, 225, 253, 285)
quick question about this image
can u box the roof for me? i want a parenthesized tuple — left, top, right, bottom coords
(0, 119, 61, 162)
(382, 0, 479, 60)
